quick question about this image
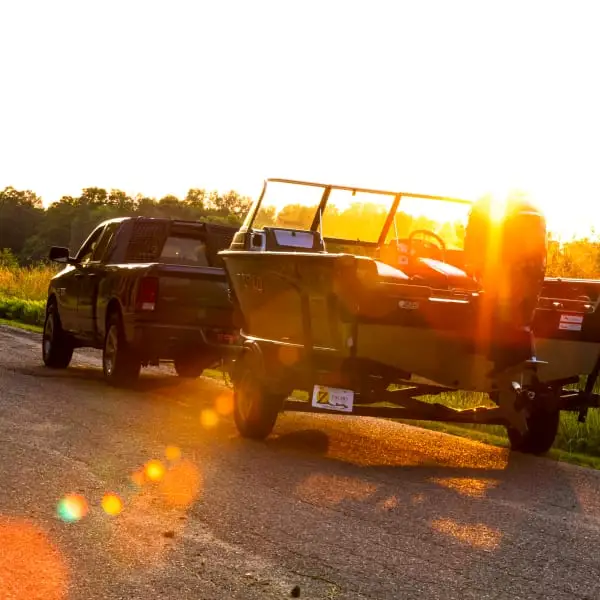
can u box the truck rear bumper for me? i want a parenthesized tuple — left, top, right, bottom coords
(126, 321, 242, 360)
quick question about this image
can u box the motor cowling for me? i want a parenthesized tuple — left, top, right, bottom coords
(464, 194, 547, 368)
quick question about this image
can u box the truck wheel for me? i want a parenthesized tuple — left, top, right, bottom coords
(42, 302, 74, 369)
(103, 312, 141, 387)
(233, 352, 284, 440)
(507, 407, 560, 455)
(173, 356, 213, 379)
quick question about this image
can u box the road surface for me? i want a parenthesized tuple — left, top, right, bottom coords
(0, 325, 600, 599)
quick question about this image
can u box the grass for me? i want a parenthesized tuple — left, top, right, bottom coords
(0, 317, 43, 334)
(3, 263, 600, 467)
(0, 264, 54, 327)
(0, 296, 46, 327)
(0, 264, 57, 302)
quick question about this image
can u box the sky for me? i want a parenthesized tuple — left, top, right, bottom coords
(0, 0, 598, 239)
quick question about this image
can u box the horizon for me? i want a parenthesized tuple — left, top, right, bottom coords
(1, 0, 598, 242)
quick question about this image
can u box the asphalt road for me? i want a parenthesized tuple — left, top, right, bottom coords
(1, 325, 600, 600)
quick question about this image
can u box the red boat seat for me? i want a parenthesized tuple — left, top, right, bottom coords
(411, 257, 480, 291)
(374, 260, 410, 282)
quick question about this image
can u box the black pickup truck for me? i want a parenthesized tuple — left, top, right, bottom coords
(42, 216, 242, 386)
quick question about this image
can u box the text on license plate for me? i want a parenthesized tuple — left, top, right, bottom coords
(311, 385, 354, 413)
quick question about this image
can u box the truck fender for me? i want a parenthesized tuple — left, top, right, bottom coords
(100, 297, 124, 342)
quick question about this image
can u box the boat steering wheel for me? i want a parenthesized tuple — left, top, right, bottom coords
(407, 229, 446, 261)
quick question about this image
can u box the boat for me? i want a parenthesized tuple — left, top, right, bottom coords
(219, 178, 600, 454)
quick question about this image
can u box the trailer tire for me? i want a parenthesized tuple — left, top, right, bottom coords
(507, 407, 560, 455)
(103, 312, 141, 387)
(232, 349, 284, 440)
(42, 301, 74, 369)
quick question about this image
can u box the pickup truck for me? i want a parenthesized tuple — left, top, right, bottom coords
(42, 216, 242, 386)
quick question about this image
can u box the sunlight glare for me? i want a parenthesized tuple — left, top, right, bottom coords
(431, 477, 499, 498)
(0, 518, 68, 600)
(131, 470, 145, 487)
(431, 518, 501, 551)
(158, 459, 202, 508)
(144, 460, 166, 482)
(56, 493, 88, 523)
(101, 493, 124, 516)
(165, 445, 182, 462)
(277, 345, 300, 367)
(200, 409, 219, 428)
(215, 394, 234, 416)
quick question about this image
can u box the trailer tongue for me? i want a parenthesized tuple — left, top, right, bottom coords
(220, 178, 600, 454)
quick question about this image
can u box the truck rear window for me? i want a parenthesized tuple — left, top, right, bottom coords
(159, 236, 209, 267)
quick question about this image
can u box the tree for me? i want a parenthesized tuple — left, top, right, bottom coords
(0, 248, 18, 268)
(79, 187, 108, 205)
(0, 186, 44, 257)
(184, 188, 206, 210)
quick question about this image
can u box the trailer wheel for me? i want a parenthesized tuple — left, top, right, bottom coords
(42, 301, 74, 369)
(507, 407, 560, 455)
(232, 350, 284, 440)
(103, 312, 141, 387)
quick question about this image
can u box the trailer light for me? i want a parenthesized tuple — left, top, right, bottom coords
(136, 276, 159, 311)
(216, 332, 238, 344)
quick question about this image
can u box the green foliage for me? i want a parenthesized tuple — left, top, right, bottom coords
(0, 297, 45, 326)
(0, 185, 254, 265)
(0, 249, 18, 268)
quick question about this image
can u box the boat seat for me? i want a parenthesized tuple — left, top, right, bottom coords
(410, 257, 480, 291)
(374, 260, 410, 282)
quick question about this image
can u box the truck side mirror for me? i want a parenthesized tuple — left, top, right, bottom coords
(49, 246, 71, 263)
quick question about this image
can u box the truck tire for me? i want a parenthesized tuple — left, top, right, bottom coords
(42, 301, 74, 369)
(103, 312, 141, 387)
(507, 407, 560, 455)
(232, 349, 284, 440)
(173, 355, 213, 379)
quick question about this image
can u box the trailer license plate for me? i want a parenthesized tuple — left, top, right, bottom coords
(312, 385, 354, 413)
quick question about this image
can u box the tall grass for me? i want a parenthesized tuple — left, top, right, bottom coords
(0, 265, 57, 326)
(0, 264, 58, 302)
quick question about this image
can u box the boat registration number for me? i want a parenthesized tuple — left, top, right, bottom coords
(312, 385, 354, 413)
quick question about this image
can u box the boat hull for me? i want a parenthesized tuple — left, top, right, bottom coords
(222, 251, 600, 393)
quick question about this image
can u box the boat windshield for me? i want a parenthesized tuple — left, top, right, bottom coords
(246, 179, 472, 250)
(385, 196, 472, 250)
(249, 181, 396, 244)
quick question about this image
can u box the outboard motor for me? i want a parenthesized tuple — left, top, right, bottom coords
(464, 194, 547, 371)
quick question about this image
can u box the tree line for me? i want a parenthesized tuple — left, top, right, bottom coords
(1, 184, 599, 278)
(0, 186, 252, 265)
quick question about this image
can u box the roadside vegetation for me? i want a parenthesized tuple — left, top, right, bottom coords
(2, 183, 600, 461)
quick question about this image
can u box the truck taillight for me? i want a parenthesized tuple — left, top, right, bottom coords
(136, 276, 158, 311)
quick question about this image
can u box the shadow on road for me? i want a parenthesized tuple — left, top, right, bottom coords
(12, 364, 207, 394)
(184, 418, 597, 598)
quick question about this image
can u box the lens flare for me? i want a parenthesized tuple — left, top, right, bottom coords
(0, 518, 68, 600)
(56, 493, 88, 523)
(200, 409, 219, 428)
(144, 460, 166, 482)
(277, 345, 300, 366)
(159, 459, 202, 508)
(215, 394, 234, 416)
(131, 470, 145, 487)
(101, 493, 123, 516)
(165, 445, 181, 461)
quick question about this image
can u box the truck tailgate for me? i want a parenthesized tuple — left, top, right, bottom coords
(150, 264, 233, 328)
